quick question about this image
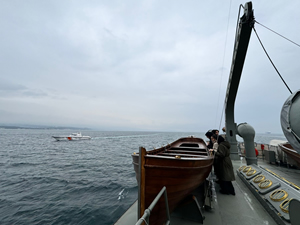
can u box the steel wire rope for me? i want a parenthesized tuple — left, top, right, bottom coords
(253, 26, 293, 94)
(209, 2, 242, 163)
(214, 0, 233, 131)
(255, 20, 300, 48)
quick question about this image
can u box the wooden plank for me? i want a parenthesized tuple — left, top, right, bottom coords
(170, 147, 207, 151)
(166, 150, 207, 155)
(158, 152, 207, 157)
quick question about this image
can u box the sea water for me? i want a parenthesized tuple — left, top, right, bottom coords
(0, 129, 286, 225)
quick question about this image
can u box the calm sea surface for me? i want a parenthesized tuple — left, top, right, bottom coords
(0, 129, 286, 225)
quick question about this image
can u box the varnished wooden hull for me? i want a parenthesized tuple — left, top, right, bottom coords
(132, 137, 213, 225)
(278, 143, 300, 168)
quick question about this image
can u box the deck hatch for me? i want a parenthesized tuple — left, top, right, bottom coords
(280, 198, 293, 213)
(243, 166, 251, 173)
(259, 179, 273, 189)
(239, 165, 246, 171)
(246, 169, 256, 176)
(270, 190, 288, 202)
(253, 174, 265, 183)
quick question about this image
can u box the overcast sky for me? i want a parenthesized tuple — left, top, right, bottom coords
(0, 0, 299, 133)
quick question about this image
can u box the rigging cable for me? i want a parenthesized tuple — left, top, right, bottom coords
(214, 0, 233, 129)
(217, 3, 244, 134)
(255, 21, 300, 48)
(253, 26, 293, 94)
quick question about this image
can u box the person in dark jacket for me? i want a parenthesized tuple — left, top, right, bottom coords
(210, 134, 222, 181)
(209, 134, 235, 195)
(205, 131, 214, 149)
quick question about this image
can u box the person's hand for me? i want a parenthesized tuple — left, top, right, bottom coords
(209, 149, 214, 152)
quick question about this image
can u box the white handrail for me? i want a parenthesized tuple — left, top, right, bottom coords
(135, 186, 170, 225)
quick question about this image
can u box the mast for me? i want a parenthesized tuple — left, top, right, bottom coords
(225, 2, 254, 160)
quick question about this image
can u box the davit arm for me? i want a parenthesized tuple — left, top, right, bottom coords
(224, 2, 257, 164)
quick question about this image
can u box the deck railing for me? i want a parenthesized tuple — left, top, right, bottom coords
(135, 186, 170, 225)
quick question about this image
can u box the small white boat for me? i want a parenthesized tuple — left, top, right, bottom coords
(52, 132, 91, 141)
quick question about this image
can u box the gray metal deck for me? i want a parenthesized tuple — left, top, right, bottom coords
(115, 158, 300, 225)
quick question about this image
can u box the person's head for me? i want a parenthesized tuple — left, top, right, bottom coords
(212, 134, 225, 144)
(211, 135, 217, 143)
(212, 129, 219, 135)
(222, 127, 226, 133)
(205, 131, 213, 140)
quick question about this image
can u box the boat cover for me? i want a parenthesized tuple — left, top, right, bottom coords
(281, 89, 300, 154)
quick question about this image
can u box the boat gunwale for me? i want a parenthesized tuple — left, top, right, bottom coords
(279, 143, 299, 154)
(143, 154, 212, 160)
(132, 137, 209, 156)
(142, 162, 214, 169)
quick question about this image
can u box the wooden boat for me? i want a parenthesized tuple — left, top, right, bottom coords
(278, 143, 300, 168)
(132, 136, 214, 225)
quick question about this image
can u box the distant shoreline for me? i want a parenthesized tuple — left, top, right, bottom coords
(0, 125, 90, 130)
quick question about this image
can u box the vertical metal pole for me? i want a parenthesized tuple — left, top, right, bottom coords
(164, 187, 171, 223)
(138, 147, 142, 220)
(138, 147, 146, 221)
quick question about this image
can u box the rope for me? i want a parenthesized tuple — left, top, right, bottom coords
(216, 3, 244, 137)
(255, 20, 300, 48)
(253, 27, 292, 94)
(218, 101, 226, 139)
(214, 0, 232, 128)
(233, 5, 245, 52)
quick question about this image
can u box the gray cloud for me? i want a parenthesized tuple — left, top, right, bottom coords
(0, 0, 299, 133)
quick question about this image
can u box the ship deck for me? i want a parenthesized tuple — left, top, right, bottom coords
(115, 158, 300, 225)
